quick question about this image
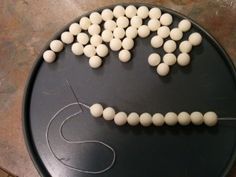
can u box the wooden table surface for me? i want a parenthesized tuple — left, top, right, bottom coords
(0, 0, 235, 176)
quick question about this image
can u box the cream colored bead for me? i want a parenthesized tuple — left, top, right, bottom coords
(114, 112, 127, 126)
(113, 5, 125, 18)
(170, 28, 183, 41)
(148, 53, 161, 67)
(177, 53, 190, 66)
(88, 24, 101, 35)
(69, 23, 81, 35)
(101, 30, 113, 42)
(90, 103, 103, 117)
(164, 112, 178, 126)
(179, 41, 192, 53)
(101, 9, 113, 21)
(138, 25, 150, 38)
(104, 20, 117, 31)
(83, 44, 96, 58)
(90, 34, 102, 47)
(119, 49, 131, 62)
(77, 33, 89, 45)
(43, 50, 56, 63)
(157, 26, 170, 38)
(137, 6, 149, 19)
(103, 107, 116, 121)
(148, 19, 161, 31)
(151, 35, 163, 48)
(152, 113, 164, 126)
(127, 112, 140, 126)
(156, 63, 170, 76)
(149, 7, 161, 19)
(96, 44, 108, 57)
(89, 12, 102, 24)
(126, 26, 138, 39)
(160, 13, 173, 26)
(163, 40, 177, 53)
(113, 27, 125, 39)
(79, 17, 91, 30)
(130, 16, 142, 28)
(178, 112, 191, 126)
(125, 5, 137, 18)
(203, 111, 218, 127)
(50, 40, 63, 52)
(178, 19, 191, 32)
(89, 56, 102, 69)
(163, 53, 176, 66)
(122, 37, 134, 50)
(188, 32, 202, 46)
(116, 16, 129, 28)
(71, 42, 83, 56)
(190, 112, 203, 125)
(61, 31, 74, 44)
(140, 113, 152, 127)
(109, 38, 122, 51)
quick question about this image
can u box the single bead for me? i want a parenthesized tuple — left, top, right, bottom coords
(177, 53, 191, 66)
(43, 50, 56, 63)
(163, 53, 176, 66)
(160, 13, 173, 26)
(116, 16, 129, 28)
(178, 112, 191, 126)
(138, 25, 150, 38)
(104, 20, 117, 31)
(89, 56, 102, 69)
(83, 44, 96, 58)
(113, 27, 125, 39)
(130, 16, 142, 28)
(140, 113, 152, 127)
(113, 5, 125, 18)
(61, 31, 74, 44)
(137, 6, 149, 19)
(103, 107, 116, 121)
(151, 35, 163, 48)
(90, 34, 102, 47)
(88, 24, 101, 35)
(157, 26, 170, 38)
(179, 41, 192, 53)
(203, 111, 218, 127)
(89, 12, 102, 24)
(101, 30, 113, 42)
(149, 7, 161, 19)
(109, 38, 122, 51)
(71, 42, 84, 56)
(90, 103, 103, 118)
(96, 44, 109, 57)
(125, 5, 137, 18)
(190, 112, 203, 125)
(50, 40, 64, 52)
(170, 28, 183, 41)
(163, 40, 177, 53)
(77, 33, 89, 45)
(114, 112, 127, 126)
(164, 112, 178, 126)
(79, 17, 91, 30)
(148, 19, 161, 31)
(122, 37, 134, 50)
(156, 63, 170, 76)
(126, 26, 138, 39)
(101, 9, 113, 21)
(119, 49, 131, 62)
(127, 112, 140, 126)
(188, 32, 202, 46)
(178, 19, 191, 32)
(152, 113, 164, 126)
(69, 23, 81, 35)
(148, 53, 161, 67)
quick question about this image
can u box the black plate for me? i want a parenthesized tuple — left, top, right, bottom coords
(23, 3, 236, 177)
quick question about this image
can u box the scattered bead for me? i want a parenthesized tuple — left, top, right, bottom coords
(148, 53, 161, 67)
(178, 19, 191, 32)
(203, 111, 218, 127)
(137, 6, 149, 19)
(69, 23, 81, 35)
(163, 40, 177, 53)
(113, 27, 125, 39)
(96, 44, 109, 57)
(101, 30, 113, 42)
(178, 112, 191, 126)
(148, 19, 161, 31)
(90, 103, 103, 117)
(122, 37, 134, 50)
(160, 13, 173, 26)
(71, 42, 84, 56)
(157, 63, 170, 76)
(110, 38, 122, 51)
(83, 44, 96, 57)
(177, 53, 190, 66)
(163, 53, 176, 66)
(188, 32, 202, 46)
(151, 35, 164, 48)
(179, 41, 192, 53)
(157, 26, 170, 38)
(50, 40, 64, 52)
(77, 33, 89, 45)
(61, 31, 74, 44)
(152, 113, 164, 126)
(138, 25, 150, 38)
(165, 112, 178, 126)
(170, 28, 183, 41)
(116, 16, 129, 28)
(88, 24, 101, 35)
(89, 56, 102, 69)
(101, 9, 113, 21)
(89, 12, 102, 24)
(149, 7, 161, 19)
(103, 107, 116, 121)
(43, 50, 56, 63)
(125, 26, 138, 39)
(125, 5, 137, 18)
(113, 5, 125, 18)
(114, 112, 127, 126)
(140, 113, 152, 127)
(119, 49, 131, 62)
(90, 34, 102, 47)
(130, 16, 142, 28)
(79, 17, 91, 30)
(190, 112, 203, 125)
(127, 112, 140, 126)
(104, 20, 117, 31)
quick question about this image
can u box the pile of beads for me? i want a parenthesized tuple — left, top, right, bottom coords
(42, 5, 202, 76)
(89, 103, 218, 127)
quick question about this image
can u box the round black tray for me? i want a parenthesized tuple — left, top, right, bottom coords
(23, 3, 236, 177)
